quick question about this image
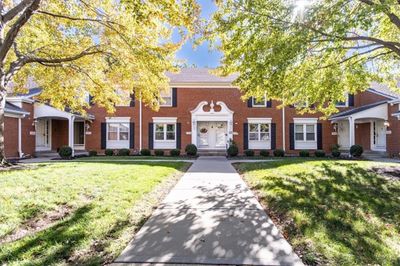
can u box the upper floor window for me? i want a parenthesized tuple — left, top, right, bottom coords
(336, 93, 349, 107)
(252, 95, 267, 107)
(159, 88, 173, 107)
(116, 89, 131, 107)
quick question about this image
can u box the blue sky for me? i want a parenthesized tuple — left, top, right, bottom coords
(174, 0, 222, 68)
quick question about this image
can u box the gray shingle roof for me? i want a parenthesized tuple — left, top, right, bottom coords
(5, 102, 29, 115)
(166, 68, 237, 84)
(368, 82, 400, 99)
(16, 87, 42, 97)
(330, 100, 388, 119)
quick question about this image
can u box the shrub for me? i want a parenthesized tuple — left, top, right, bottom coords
(332, 150, 341, 158)
(140, 149, 151, 156)
(117, 148, 130, 156)
(58, 146, 72, 159)
(260, 150, 270, 157)
(350, 144, 363, 157)
(244, 149, 255, 156)
(227, 143, 239, 157)
(273, 149, 285, 157)
(299, 150, 310, 157)
(185, 144, 198, 156)
(170, 149, 181, 156)
(105, 149, 114, 156)
(88, 150, 97, 157)
(315, 150, 326, 157)
(154, 149, 164, 156)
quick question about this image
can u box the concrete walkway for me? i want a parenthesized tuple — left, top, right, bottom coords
(115, 156, 303, 266)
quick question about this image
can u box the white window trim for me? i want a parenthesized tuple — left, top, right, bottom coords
(249, 123, 271, 141)
(293, 118, 318, 123)
(295, 124, 316, 142)
(152, 117, 177, 123)
(247, 117, 272, 124)
(106, 117, 130, 123)
(336, 93, 349, 107)
(159, 88, 173, 107)
(252, 94, 267, 107)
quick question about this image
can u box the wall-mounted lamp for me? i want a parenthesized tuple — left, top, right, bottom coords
(32, 119, 38, 126)
(384, 120, 390, 127)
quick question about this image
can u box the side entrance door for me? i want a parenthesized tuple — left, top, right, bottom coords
(36, 119, 51, 151)
(372, 120, 386, 151)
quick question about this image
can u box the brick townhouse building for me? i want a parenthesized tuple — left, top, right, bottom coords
(3, 68, 400, 158)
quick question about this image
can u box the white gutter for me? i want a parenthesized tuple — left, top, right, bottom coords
(139, 91, 142, 151)
(282, 106, 285, 151)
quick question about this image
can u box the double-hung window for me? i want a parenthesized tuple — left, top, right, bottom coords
(293, 118, 317, 149)
(252, 95, 267, 107)
(155, 123, 175, 141)
(106, 119, 130, 149)
(295, 124, 315, 141)
(247, 118, 272, 149)
(115, 89, 131, 107)
(153, 118, 177, 149)
(249, 123, 270, 141)
(107, 123, 129, 141)
(159, 88, 172, 107)
(335, 93, 349, 107)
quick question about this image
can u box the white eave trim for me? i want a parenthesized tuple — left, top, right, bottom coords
(247, 117, 272, 124)
(293, 117, 318, 123)
(152, 117, 177, 123)
(367, 88, 397, 100)
(6, 96, 35, 104)
(106, 117, 130, 123)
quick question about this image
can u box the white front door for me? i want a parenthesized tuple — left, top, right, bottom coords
(36, 119, 51, 151)
(337, 120, 350, 149)
(372, 120, 386, 151)
(197, 121, 227, 149)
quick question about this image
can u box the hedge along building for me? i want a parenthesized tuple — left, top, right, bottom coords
(4, 68, 400, 158)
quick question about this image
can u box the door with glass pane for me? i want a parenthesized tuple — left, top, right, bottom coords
(372, 120, 386, 151)
(214, 122, 227, 148)
(197, 122, 209, 147)
(74, 122, 85, 149)
(36, 119, 51, 151)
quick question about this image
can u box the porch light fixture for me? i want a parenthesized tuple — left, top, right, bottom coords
(384, 120, 390, 127)
(32, 119, 38, 126)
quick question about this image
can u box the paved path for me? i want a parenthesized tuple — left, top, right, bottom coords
(115, 156, 303, 266)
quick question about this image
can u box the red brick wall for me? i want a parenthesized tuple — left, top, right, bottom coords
(84, 88, 398, 155)
(4, 116, 19, 158)
(51, 119, 69, 151)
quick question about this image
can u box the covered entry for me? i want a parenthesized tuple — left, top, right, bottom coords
(34, 103, 94, 156)
(191, 101, 234, 150)
(330, 101, 389, 152)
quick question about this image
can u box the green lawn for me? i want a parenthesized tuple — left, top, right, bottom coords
(0, 161, 189, 265)
(235, 159, 400, 265)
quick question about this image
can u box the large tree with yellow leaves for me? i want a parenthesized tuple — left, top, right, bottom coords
(0, 0, 199, 163)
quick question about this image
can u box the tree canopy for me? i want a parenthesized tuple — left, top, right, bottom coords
(209, 0, 400, 115)
(1, 0, 200, 113)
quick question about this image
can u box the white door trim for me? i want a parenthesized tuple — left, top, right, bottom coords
(191, 101, 234, 149)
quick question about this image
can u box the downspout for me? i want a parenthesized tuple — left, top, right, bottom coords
(139, 91, 142, 151)
(18, 117, 23, 158)
(282, 106, 286, 151)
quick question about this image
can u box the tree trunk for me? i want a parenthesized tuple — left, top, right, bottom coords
(0, 88, 9, 166)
